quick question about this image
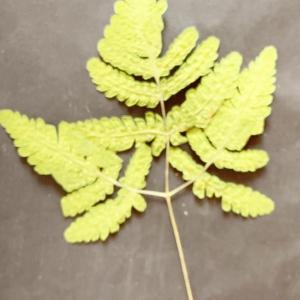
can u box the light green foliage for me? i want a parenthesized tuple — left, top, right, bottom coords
(61, 147, 122, 217)
(88, 36, 220, 107)
(157, 27, 199, 78)
(0, 109, 123, 214)
(66, 112, 165, 155)
(98, 0, 200, 80)
(99, 0, 167, 68)
(187, 128, 269, 172)
(64, 144, 152, 243)
(0, 0, 278, 244)
(87, 58, 161, 108)
(160, 36, 220, 100)
(205, 46, 277, 151)
(167, 51, 242, 133)
(87, 0, 219, 108)
(0, 110, 104, 192)
(169, 148, 274, 218)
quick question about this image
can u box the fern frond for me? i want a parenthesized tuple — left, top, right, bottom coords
(66, 112, 164, 153)
(61, 149, 122, 217)
(99, 22, 199, 79)
(169, 147, 274, 218)
(64, 143, 153, 243)
(61, 179, 113, 218)
(98, 42, 154, 79)
(167, 51, 242, 134)
(64, 191, 146, 243)
(0, 2, 278, 294)
(88, 36, 219, 108)
(187, 128, 269, 172)
(87, 58, 161, 108)
(100, 0, 167, 63)
(120, 143, 152, 188)
(0, 110, 100, 192)
(193, 179, 274, 218)
(205, 46, 278, 151)
(157, 27, 199, 78)
(218, 183, 274, 218)
(0, 110, 124, 217)
(161, 36, 220, 101)
(97, 0, 168, 79)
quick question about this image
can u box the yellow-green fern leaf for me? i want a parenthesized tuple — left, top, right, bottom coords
(99, 25, 199, 79)
(157, 26, 199, 77)
(64, 143, 153, 243)
(87, 58, 161, 108)
(206, 46, 278, 151)
(187, 128, 269, 172)
(98, 42, 153, 79)
(161, 36, 220, 101)
(170, 132, 187, 146)
(193, 174, 226, 200)
(64, 191, 146, 243)
(61, 179, 113, 218)
(61, 149, 122, 217)
(97, 0, 167, 78)
(120, 143, 152, 188)
(100, 0, 167, 62)
(0, 0, 278, 254)
(169, 147, 274, 218)
(151, 135, 166, 157)
(219, 183, 274, 218)
(168, 147, 205, 181)
(58, 121, 104, 157)
(67, 112, 164, 152)
(0, 110, 102, 192)
(167, 51, 242, 134)
(168, 147, 226, 199)
(192, 179, 274, 218)
(0, 110, 124, 216)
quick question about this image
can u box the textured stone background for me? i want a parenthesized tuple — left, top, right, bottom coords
(0, 1, 299, 299)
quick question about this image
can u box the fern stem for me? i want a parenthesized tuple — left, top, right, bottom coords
(154, 75, 167, 121)
(170, 133, 236, 197)
(165, 195, 194, 300)
(88, 129, 169, 139)
(165, 138, 170, 193)
(98, 172, 166, 198)
(154, 69, 194, 300)
(165, 137, 194, 300)
(170, 159, 214, 197)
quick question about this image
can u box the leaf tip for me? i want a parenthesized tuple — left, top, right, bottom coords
(206, 35, 221, 48)
(185, 26, 200, 40)
(64, 227, 76, 244)
(263, 45, 278, 60)
(86, 57, 100, 71)
(228, 51, 243, 65)
(0, 109, 13, 121)
(158, 0, 168, 13)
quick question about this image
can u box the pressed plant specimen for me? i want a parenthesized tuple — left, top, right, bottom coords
(0, 0, 277, 299)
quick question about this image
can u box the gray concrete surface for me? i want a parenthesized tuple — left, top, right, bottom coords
(0, 0, 300, 299)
